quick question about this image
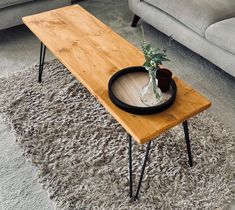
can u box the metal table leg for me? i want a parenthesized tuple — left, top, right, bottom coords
(128, 135, 133, 198)
(128, 134, 152, 200)
(128, 121, 193, 200)
(183, 120, 193, 167)
(38, 42, 46, 83)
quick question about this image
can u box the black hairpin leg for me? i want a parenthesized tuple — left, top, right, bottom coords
(128, 135, 133, 198)
(131, 15, 140, 27)
(183, 121, 193, 167)
(128, 135, 152, 200)
(38, 42, 46, 83)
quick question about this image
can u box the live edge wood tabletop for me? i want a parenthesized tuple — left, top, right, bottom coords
(22, 5, 211, 144)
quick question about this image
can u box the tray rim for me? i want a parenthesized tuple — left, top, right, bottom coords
(108, 66, 177, 115)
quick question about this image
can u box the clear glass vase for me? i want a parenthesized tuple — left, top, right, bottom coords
(140, 68, 162, 106)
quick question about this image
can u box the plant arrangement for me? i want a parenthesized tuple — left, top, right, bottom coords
(140, 27, 170, 71)
(139, 26, 172, 106)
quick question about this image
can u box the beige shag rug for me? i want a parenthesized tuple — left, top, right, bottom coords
(0, 60, 234, 210)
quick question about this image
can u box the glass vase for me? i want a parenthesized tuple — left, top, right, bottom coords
(140, 68, 162, 106)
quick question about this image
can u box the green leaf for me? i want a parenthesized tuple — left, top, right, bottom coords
(143, 60, 151, 67)
(139, 26, 171, 67)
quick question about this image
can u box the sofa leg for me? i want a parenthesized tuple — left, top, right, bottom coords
(131, 15, 140, 27)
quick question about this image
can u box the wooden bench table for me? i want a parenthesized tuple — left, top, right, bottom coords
(23, 5, 211, 200)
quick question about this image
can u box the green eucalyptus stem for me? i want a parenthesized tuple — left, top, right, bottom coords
(139, 26, 171, 104)
(140, 25, 145, 42)
(148, 67, 161, 100)
(140, 25, 171, 70)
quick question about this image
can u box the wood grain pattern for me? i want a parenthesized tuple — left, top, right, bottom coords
(22, 5, 211, 144)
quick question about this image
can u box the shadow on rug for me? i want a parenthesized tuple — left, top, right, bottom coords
(0, 60, 234, 210)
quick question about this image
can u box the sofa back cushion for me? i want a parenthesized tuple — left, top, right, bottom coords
(206, 18, 235, 55)
(144, 0, 235, 36)
(0, 0, 33, 9)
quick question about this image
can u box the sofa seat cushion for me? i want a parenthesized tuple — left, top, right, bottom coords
(205, 18, 235, 55)
(144, 0, 235, 36)
(0, 0, 33, 9)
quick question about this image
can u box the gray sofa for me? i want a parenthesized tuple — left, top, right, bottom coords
(0, 0, 71, 30)
(129, 0, 235, 77)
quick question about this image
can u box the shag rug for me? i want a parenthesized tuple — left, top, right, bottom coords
(0, 60, 234, 210)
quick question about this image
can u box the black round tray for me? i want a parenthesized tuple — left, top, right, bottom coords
(108, 66, 177, 115)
